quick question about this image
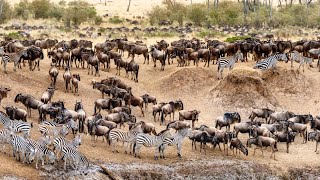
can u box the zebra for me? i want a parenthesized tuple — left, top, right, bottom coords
(0, 113, 32, 138)
(25, 138, 55, 169)
(133, 129, 173, 159)
(108, 123, 143, 154)
(60, 145, 89, 173)
(9, 134, 36, 163)
(253, 53, 289, 72)
(0, 128, 11, 153)
(290, 51, 313, 72)
(1, 49, 27, 73)
(39, 123, 69, 138)
(53, 135, 82, 160)
(159, 128, 192, 159)
(217, 51, 242, 80)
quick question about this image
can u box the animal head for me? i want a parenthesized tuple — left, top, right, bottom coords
(14, 93, 22, 103)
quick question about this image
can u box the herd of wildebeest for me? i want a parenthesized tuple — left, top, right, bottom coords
(0, 36, 320, 174)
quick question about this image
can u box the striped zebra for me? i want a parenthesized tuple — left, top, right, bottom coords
(1, 49, 27, 73)
(26, 138, 55, 169)
(217, 51, 242, 80)
(39, 123, 69, 138)
(9, 134, 37, 163)
(133, 129, 173, 159)
(60, 145, 89, 173)
(253, 53, 289, 71)
(159, 128, 192, 159)
(0, 128, 11, 153)
(290, 51, 313, 72)
(53, 135, 82, 160)
(108, 123, 143, 153)
(0, 113, 32, 138)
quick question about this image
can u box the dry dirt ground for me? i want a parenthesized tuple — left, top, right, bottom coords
(0, 38, 320, 179)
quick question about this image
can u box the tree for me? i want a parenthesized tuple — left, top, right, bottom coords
(127, 0, 131, 12)
(0, 0, 13, 23)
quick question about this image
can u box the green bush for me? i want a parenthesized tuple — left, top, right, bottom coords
(0, 0, 13, 23)
(14, 0, 31, 20)
(108, 16, 124, 24)
(198, 30, 223, 38)
(6, 32, 24, 40)
(30, 0, 51, 19)
(94, 16, 103, 25)
(225, 36, 252, 43)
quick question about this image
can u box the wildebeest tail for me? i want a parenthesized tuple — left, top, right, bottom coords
(274, 141, 278, 150)
(161, 110, 165, 125)
(136, 65, 139, 82)
(94, 102, 97, 114)
(133, 142, 136, 154)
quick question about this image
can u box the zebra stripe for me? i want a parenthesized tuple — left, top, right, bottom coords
(53, 135, 81, 160)
(217, 52, 242, 79)
(254, 53, 288, 71)
(2, 50, 27, 73)
(9, 134, 36, 163)
(61, 145, 89, 173)
(159, 128, 191, 158)
(290, 51, 313, 72)
(26, 138, 55, 169)
(39, 124, 68, 137)
(108, 125, 142, 153)
(0, 113, 32, 137)
(134, 129, 172, 159)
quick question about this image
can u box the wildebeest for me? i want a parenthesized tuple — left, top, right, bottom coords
(63, 67, 72, 93)
(233, 121, 253, 138)
(14, 93, 44, 117)
(274, 126, 296, 153)
(3, 106, 27, 121)
(167, 120, 191, 131)
(128, 44, 149, 64)
(215, 112, 241, 131)
(94, 98, 122, 114)
(71, 74, 81, 95)
(0, 86, 10, 105)
(92, 82, 111, 98)
(125, 60, 139, 82)
(105, 112, 136, 128)
(287, 121, 307, 143)
(149, 46, 166, 71)
(138, 121, 157, 135)
(87, 55, 100, 76)
(75, 101, 86, 133)
(246, 136, 278, 159)
(49, 63, 59, 87)
(141, 94, 157, 112)
(178, 110, 200, 129)
(249, 108, 274, 123)
(269, 111, 295, 124)
(189, 130, 211, 153)
(123, 93, 144, 117)
(229, 138, 248, 157)
(152, 102, 167, 122)
(160, 100, 184, 125)
(41, 86, 55, 104)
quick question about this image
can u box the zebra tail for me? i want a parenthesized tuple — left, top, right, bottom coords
(217, 62, 220, 72)
(133, 142, 136, 154)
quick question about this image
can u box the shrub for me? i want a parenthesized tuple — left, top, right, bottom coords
(108, 16, 124, 24)
(6, 32, 24, 40)
(198, 30, 223, 38)
(30, 0, 51, 19)
(225, 36, 252, 43)
(94, 16, 103, 25)
(63, 1, 99, 26)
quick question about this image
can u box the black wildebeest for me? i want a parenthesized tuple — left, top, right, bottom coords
(128, 44, 149, 64)
(274, 123, 296, 153)
(160, 100, 184, 125)
(94, 98, 122, 114)
(92, 82, 111, 98)
(123, 93, 144, 117)
(105, 112, 136, 128)
(152, 102, 167, 122)
(215, 112, 241, 131)
(179, 110, 200, 129)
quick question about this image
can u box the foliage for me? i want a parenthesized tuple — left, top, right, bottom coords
(64, 1, 97, 26)
(147, 0, 320, 28)
(108, 16, 124, 24)
(198, 30, 223, 38)
(6, 32, 24, 39)
(0, 0, 13, 23)
(225, 36, 252, 43)
(30, 0, 51, 19)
